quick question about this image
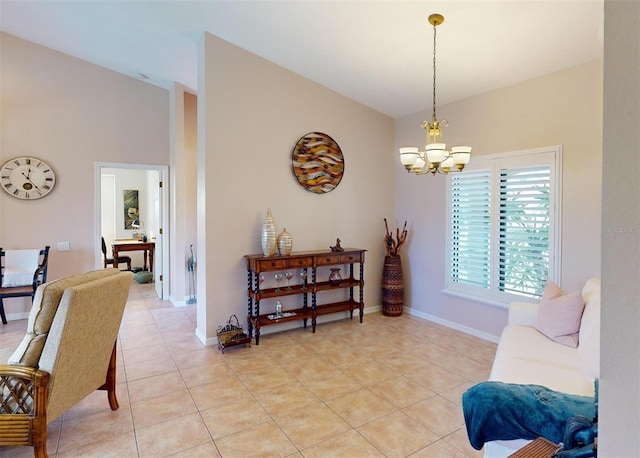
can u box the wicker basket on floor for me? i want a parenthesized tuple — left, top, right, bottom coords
(216, 315, 251, 353)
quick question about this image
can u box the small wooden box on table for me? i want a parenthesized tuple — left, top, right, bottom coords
(244, 248, 366, 344)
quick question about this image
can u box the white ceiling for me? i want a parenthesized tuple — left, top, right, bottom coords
(0, 0, 603, 119)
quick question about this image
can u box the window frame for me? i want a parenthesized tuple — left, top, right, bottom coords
(445, 145, 563, 306)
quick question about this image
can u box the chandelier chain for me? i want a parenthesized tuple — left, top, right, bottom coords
(432, 20, 437, 123)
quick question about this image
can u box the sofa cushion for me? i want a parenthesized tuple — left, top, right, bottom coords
(535, 282, 585, 347)
(7, 269, 120, 367)
(490, 325, 594, 396)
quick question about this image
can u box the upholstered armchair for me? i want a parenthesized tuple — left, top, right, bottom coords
(0, 269, 132, 457)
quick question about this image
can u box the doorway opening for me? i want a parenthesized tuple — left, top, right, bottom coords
(95, 162, 169, 300)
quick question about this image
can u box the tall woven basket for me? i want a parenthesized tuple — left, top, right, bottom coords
(381, 255, 404, 316)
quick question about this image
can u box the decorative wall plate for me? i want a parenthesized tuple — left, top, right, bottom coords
(291, 132, 344, 194)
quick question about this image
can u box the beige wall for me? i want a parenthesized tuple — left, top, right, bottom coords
(197, 33, 394, 342)
(0, 32, 169, 317)
(168, 86, 197, 305)
(184, 92, 198, 301)
(395, 59, 603, 340)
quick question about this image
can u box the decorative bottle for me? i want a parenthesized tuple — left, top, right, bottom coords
(261, 208, 277, 256)
(277, 228, 293, 255)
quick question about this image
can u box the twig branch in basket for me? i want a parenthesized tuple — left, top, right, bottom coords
(384, 218, 407, 256)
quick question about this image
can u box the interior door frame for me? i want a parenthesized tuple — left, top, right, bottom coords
(94, 162, 170, 300)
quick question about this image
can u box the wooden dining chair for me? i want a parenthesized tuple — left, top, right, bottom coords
(101, 237, 132, 270)
(0, 246, 50, 325)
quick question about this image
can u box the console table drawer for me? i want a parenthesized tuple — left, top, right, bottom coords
(287, 257, 312, 268)
(315, 255, 342, 266)
(258, 259, 287, 271)
(340, 253, 362, 263)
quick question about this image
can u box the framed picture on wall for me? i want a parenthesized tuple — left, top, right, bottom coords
(124, 189, 139, 230)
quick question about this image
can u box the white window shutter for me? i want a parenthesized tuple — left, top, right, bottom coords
(498, 166, 550, 298)
(450, 170, 492, 289)
(446, 146, 561, 305)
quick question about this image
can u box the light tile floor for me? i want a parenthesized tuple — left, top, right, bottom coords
(1, 281, 495, 457)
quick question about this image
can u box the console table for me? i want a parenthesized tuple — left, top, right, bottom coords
(244, 248, 366, 344)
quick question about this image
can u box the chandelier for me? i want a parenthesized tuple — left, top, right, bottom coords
(399, 14, 471, 175)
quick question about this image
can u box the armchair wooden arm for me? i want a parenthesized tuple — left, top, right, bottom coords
(0, 365, 49, 458)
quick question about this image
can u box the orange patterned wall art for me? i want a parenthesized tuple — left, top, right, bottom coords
(291, 132, 344, 194)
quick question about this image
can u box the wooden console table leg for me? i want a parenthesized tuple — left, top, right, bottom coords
(359, 262, 365, 323)
(303, 286, 308, 328)
(349, 263, 355, 319)
(247, 270, 254, 338)
(311, 267, 317, 333)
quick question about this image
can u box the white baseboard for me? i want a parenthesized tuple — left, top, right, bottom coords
(170, 297, 197, 307)
(5, 312, 30, 322)
(195, 327, 218, 346)
(406, 306, 500, 344)
(189, 304, 499, 347)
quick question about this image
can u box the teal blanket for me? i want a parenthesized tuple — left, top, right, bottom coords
(462, 382, 595, 450)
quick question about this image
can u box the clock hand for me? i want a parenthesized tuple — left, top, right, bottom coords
(21, 171, 41, 189)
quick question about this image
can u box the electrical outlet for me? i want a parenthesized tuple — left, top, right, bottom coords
(57, 241, 70, 251)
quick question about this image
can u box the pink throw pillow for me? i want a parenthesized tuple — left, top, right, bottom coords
(541, 280, 564, 301)
(534, 281, 585, 347)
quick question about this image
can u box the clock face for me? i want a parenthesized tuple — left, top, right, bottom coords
(1, 156, 56, 200)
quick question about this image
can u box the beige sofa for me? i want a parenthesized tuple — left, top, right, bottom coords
(0, 269, 133, 458)
(482, 277, 601, 457)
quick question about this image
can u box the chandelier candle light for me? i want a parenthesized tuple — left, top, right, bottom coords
(399, 14, 472, 175)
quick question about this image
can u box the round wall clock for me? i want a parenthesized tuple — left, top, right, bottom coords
(291, 132, 344, 194)
(1, 156, 56, 200)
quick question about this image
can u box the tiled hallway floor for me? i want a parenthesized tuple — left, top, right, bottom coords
(1, 281, 496, 457)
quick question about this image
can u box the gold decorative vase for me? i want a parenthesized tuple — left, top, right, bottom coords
(277, 228, 293, 255)
(261, 209, 277, 256)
